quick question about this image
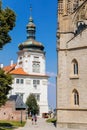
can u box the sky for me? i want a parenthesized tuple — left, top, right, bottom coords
(1, 0, 57, 109)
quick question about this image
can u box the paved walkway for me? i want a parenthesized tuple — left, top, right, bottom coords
(14, 118, 86, 130)
(15, 118, 57, 130)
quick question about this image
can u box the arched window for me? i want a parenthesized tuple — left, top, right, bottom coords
(72, 89, 79, 105)
(72, 59, 78, 75)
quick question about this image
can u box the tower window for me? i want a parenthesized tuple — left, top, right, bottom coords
(19, 57, 22, 60)
(32, 56, 40, 73)
(32, 62, 40, 73)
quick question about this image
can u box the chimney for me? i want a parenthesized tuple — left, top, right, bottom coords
(0, 64, 3, 68)
(11, 60, 13, 66)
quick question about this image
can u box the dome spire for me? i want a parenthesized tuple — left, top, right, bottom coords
(26, 5, 36, 40)
(30, 4, 32, 17)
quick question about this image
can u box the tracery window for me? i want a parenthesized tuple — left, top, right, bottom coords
(58, 0, 63, 14)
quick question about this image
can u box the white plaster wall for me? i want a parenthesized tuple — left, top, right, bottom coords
(11, 75, 48, 116)
(17, 51, 45, 75)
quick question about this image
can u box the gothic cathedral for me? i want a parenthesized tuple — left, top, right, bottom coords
(57, 0, 87, 128)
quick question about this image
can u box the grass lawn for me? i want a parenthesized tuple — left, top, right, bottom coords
(0, 120, 26, 130)
(46, 118, 56, 123)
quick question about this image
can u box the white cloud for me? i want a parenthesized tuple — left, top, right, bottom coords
(48, 81, 56, 87)
(47, 71, 57, 77)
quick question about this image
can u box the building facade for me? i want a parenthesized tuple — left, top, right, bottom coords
(3, 15, 49, 117)
(56, 0, 87, 128)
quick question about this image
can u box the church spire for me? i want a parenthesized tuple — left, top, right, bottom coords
(26, 6, 36, 40)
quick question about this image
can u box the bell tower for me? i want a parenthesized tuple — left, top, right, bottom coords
(57, 0, 87, 128)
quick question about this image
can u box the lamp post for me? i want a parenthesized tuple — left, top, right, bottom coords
(20, 103, 23, 124)
(15, 95, 26, 124)
(21, 109, 22, 124)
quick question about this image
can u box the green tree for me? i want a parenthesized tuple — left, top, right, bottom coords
(0, 0, 16, 48)
(26, 94, 39, 115)
(0, 69, 12, 106)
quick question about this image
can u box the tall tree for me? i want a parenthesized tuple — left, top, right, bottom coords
(0, 69, 12, 106)
(26, 94, 39, 115)
(0, 0, 16, 48)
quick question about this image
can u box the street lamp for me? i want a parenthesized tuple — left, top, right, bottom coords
(15, 95, 26, 124)
(20, 103, 23, 124)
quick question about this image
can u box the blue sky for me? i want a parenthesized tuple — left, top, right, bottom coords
(1, 0, 57, 109)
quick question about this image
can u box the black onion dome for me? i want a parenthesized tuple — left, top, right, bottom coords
(18, 39, 44, 51)
(18, 15, 44, 51)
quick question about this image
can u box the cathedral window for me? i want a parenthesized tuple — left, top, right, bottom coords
(72, 89, 79, 105)
(72, 59, 78, 75)
(74, 62, 78, 74)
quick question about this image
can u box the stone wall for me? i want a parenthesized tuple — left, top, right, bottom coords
(0, 101, 26, 121)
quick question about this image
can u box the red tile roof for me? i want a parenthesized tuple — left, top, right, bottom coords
(10, 68, 29, 75)
(3, 64, 49, 78)
(3, 64, 16, 73)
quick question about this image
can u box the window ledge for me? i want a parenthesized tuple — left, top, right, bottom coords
(72, 105, 79, 108)
(70, 75, 79, 79)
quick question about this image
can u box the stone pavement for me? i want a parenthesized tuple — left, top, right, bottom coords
(16, 118, 57, 130)
(14, 118, 86, 130)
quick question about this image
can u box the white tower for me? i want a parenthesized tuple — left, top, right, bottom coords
(10, 12, 49, 116)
